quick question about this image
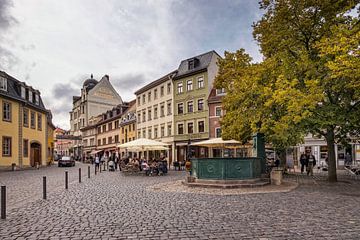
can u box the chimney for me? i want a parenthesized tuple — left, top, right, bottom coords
(90, 74, 93, 79)
(105, 75, 109, 80)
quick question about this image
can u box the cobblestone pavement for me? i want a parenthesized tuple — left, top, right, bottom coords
(1, 165, 360, 239)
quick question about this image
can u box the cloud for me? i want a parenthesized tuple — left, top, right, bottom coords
(111, 73, 147, 95)
(0, 0, 19, 69)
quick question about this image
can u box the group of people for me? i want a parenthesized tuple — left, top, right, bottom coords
(94, 152, 120, 172)
(299, 152, 317, 176)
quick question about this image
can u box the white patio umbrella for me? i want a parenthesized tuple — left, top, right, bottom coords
(117, 138, 170, 158)
(191, 138, 241, 148)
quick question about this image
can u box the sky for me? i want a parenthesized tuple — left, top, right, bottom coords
(0, 0, 263, 129)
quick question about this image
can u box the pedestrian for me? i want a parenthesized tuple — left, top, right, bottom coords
(345, 152, 352, 166)
(306, 153, 316, 176)
(95, 154, 100, 170)
(299, 152, 307, 174)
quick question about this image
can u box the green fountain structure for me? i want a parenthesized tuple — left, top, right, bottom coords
(186, 133, 269, 188)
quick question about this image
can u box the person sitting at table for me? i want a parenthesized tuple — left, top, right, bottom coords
(142, 161, 150, 176)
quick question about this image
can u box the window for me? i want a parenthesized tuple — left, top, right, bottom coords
(167, 123, 172, 136)
(142, 129, 146, 138)
(154, 127, 158, 138)
(23, 108, 29, 127)
(178, 124, 184, 134)
(187, 80, 193, 91)
(121, 127, 124, 134)
(90, 138, 95, 146)
(167, 102, 172, 115)
(98, 139, 101, 146)
(137, 113, 141, 123)
(167, 83, 171, 94)
(115, 120, 119, 129)
(178, 103, 183, 114)
(30, 111, 35, 128)
(23, 139, 28, 157)
(197, 77, 204, 89)
(108, 122, 112, 131)
(115, 135, 119, 143)
(148, 92, 151, 102)
(138, 130, 141, 138)
(2, 136, 11, 156)
(187, 101, 193, 113)
(198, 121, 205, 133)
(108, 137, 112, 144)
(74, 123, 77, 131)
(102, 125, 106, 133)
(142, 111, 146, 122)
(0, 77, 7, 91)
(137, 96, 141, 106)
(198, 99, 204, 111)
(148, 128, 152, 139)
(160, 104, 165, 117)
(148, 109, 152, 121)
(28, 91, 33, 103)
(160, 86, 164, 96)
(154, 88, 158, 99)
(177, 82, 183, 94)
(188, 122, 194, 134)
(37, 113, 42, 130)
(3, 101, 11, 122)
(21, 86, 26, 98)
(188, 59, 194, 70)
(161, 126, 165, 137)
(142, 94, 145, 104)
(35, 94, 39, 105)
(216, 88, 226, 95)
(215, 107, 222, 117)
(154, 106, 158, 119)
(102, 138, 106, 145)
(97, 126, 101, 134)
(216, 128, 222, 138)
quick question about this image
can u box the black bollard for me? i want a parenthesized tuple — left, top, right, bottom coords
(65, 171, 68, 189)
(79, 168, 81, 183)
(100, 164, 102, 173)
(103, 163, 106, 171)
(43, 176, 47, 200)
(95, 165, 97, 175)
(88, 166, 90, 178)
(1, 186, 5, 219)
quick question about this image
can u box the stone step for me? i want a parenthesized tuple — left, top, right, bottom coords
(182, 179, 270, 189)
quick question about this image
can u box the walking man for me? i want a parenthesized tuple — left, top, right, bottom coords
(306, 153, 316, 176)
(299, 152, 307, 174)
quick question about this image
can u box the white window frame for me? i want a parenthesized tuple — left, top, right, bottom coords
(177, 82, 183, 94)
(21, 86, 26, 99)
(0, 77, 7, 91)
(197, 76, 204, 89)
(187, 80, 193, 91)
(215, 106, 222, 117)
(215, 127, 222, 138)
(29, 91, 33, 103)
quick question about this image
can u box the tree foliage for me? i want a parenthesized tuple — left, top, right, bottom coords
(216, 0, 360, 181)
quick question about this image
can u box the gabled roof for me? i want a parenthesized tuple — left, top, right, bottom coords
(208, 88, 224, 104)
(0, 71, 48, 113)
(174, 50, 221, 79)
(135, 70, 177, 95)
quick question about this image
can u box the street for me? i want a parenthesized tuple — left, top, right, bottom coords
(0, 163, 360, 239)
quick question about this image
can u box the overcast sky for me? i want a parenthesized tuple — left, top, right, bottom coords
(0, 0, 263, 129)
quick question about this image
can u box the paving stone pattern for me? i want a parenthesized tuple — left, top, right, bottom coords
(0, 163, 360, 239)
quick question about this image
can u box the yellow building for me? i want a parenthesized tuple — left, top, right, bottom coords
(119, 100, 137, 158)
(0, 71, 50, 168)
(47, 114, 56, 165)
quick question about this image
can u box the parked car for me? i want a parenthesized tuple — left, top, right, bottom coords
(58, 156, 75, 167)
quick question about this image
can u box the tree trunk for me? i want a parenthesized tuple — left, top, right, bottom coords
(325, 129, 337, 182)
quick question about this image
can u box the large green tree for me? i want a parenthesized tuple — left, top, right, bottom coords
(216, 0, 360, 182)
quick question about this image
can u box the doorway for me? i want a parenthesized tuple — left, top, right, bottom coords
(30, 142, 41, 167)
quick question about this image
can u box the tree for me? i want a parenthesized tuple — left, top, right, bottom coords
(216, 0, 360, 181)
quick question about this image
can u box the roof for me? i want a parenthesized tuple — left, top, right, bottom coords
(0, 71, 48, 113)
(135, 70, 177, 95)
(208, 88, 224, 104)
(174, 50, 221, 80)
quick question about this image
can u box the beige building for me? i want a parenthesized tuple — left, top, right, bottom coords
(69, 74, 123, 158)
(135, 71, 177, 161)
(81, 115, 101, 160)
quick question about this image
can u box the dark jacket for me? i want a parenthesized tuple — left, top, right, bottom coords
(307, 155, 316, 166)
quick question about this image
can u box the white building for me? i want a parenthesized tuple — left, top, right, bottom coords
(69, 74, 123, 157)
(135, 71, 177, 161)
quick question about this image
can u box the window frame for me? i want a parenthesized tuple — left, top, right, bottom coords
(37, 113, 42, 130)
(178, 123, 184, 135)
(187, 101, 193, 113)
(187, 80, 193, 91)
(23, 139, 29, 157)
(177, 82, 183, 94)
(197, 76, 204, 89)
(177, 103, 184, 114)
(30, 111, 36, 129)
(0, 77, 7, 91)
(187, 122, 194, 134)
(198, 121, 205, 133)
(215, 106, 222, 117)
(2, 101, 11, 122)
(2, 136, 12, 157)
(198, 99, 204, 111)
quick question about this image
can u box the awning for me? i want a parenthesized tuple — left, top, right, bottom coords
(90, 150, 104, 155)
(191, 138, 241, 148)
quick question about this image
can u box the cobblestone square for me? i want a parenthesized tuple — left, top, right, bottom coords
(1, 163, 360, 239)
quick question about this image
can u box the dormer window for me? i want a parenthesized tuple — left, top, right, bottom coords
(35, 94, 39, 105)
(28, 91, 33, 103)
(0, 76, 7, 91)
(21, 86, 26, 99)
(188, 59, 194, 70)
(216, 88, 226, 95)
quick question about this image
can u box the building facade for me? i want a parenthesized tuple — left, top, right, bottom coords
(95, 103, 129, 157)
(81, 115, 101, 161)
(173, 51, 220, 162)
(0, 71, 50, 168)
(69, 74, 123, 158)
(135, 71, 177, 161)
(119, 100, 137, 157)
